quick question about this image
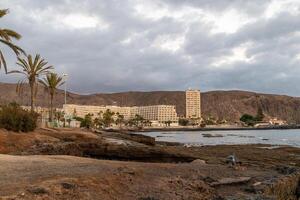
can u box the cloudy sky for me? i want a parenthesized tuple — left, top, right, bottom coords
(1, 0, 300, 95)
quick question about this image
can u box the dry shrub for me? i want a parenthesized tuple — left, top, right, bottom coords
(0, 103, 38, 132)
(265, 173, 300, 200)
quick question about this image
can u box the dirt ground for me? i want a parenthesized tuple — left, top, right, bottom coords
(0, 128, 299, 200)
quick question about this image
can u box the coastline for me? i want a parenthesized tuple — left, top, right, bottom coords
(0, 128, 299, 199)
(132, 124, 300, 132)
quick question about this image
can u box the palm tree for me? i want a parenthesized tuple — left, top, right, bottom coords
(9, 54, 53, 111)
(0, 9, 25, 72)
(39, 73, 65, 122)
(102, 109, 115, 127)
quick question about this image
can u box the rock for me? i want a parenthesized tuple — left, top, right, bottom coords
(243, 185, 256, 193)
(296, 179, 300, 198)
(191, 159, 206, 165)
(203, 176, 216, 184)
(79, 142, 197, 163)
(61, 182, 76, 189)
(275, 165, 298, 175)
(27, 186, 48, 195)
(253, 182, 262, 186)
(202, 133, 224, 138)
(210, 177, 251, 186)
(27, 133, 197, 163)
(138, 197, 159, 200)
(105, 131, 156, 146)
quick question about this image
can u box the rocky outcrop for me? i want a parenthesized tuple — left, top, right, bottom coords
(23, 129, 197, 163)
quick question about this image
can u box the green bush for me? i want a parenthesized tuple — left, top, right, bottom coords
(240, 114, 256, 126)
(179, 118, 189, 126)
(0, 103, 38, 132)
(80, 114, 93, 129)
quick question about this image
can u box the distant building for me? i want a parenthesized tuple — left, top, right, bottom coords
(186, 89, 201, 119)
(269, 118, 287, 126)
(131, 105, 178, 124)
(63, 104, 132, 120)
(63, 104, 179, 126)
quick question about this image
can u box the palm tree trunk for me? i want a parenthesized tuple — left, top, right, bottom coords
(30, 82, 35, 112)
(50, 94, 53, 122)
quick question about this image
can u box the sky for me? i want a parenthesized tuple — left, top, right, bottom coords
(1, 0, 300, 96)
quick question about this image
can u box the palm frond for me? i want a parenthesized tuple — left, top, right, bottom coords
(16, 79, 26, 96)
(0, 9, 8, 18)
(7, 70, 26, 75)
(0, 9, 24, 72)
(14, 54, 56, 111)
(40, 72, 65, 96)
(1, 29, 22, 40)
(0, 39, 25, 55)
(0, 50, 7, 72)
(16, 56, 30, 72)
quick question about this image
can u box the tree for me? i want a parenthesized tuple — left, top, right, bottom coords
(39, 73, 65, 122)
(115, 112, 125, 128)
(0, 9, 25, 73)
(144, 119, 152, 127)
(80, 113, 93, 129)
(164, 120, 172, 127)
(127, 114, 145, 129)
(53, 109, 65, 127)
(240, 114, 256, 126)
(135, 114, 145, 128)
(54, 110, 64, 121)
(179, 118, 189, 126)
(93, 117, 103, 129)
(9, 54, 53, 112)
(93, 111, 104, 129)
(102, 109, 115, 127)
(255, 107, 264, 121)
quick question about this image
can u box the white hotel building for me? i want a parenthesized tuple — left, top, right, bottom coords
(186, 89, 201, 119)
(63, 104, 179, 126)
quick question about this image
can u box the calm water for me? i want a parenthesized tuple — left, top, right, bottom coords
(139, 129, 300, 147)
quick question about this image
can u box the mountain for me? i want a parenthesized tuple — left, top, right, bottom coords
(1, 82, 300, 123)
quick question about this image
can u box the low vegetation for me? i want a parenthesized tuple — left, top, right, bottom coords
(0, 103, 38, 132)
(240, 114, 257, 126)
(80, 114, 93, 129)
(240, 107, 265, 126)
(77, 111, 151, 130)
(266, 174, 300, 200)
(178, 118, 189, 126)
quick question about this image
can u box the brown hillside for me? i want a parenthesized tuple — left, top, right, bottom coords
(1, 82, 300, 123)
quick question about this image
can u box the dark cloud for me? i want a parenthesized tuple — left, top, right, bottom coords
(0, 0, 300, 96)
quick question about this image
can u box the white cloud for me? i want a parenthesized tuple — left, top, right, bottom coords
(61, 14, 108, 30)
(133, 0, 169, 20)
(202, 9, 255, 34)
(27, 7, 109, 30)
(212, 43, 254, 67)
(264, 0, 300, 19)
(152, 34, 185, 52)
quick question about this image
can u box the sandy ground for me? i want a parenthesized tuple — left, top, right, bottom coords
(0, 154, 222, 200)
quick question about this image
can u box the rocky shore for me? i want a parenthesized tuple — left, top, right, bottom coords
(0, 128, 299, 199)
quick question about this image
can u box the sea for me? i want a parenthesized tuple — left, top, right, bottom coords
(139, 129, 300, 147)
